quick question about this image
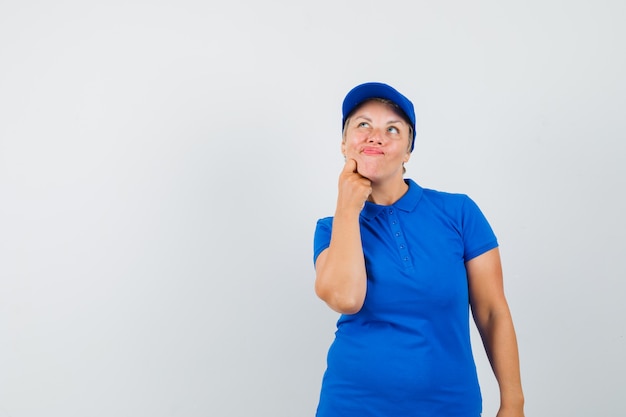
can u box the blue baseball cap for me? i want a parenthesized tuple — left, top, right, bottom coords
(342, 82, 416, 151)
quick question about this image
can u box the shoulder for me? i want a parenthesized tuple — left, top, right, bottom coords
(405, 179, 487, 223)
(316, 216, 334, 229)
(423, 187, 468, 202)
(314, 216, 334, 237)
(420, 186, 475, 214)
(405, 178, 469, 206)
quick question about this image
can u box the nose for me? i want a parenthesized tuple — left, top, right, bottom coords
(367, 128, 384, 144)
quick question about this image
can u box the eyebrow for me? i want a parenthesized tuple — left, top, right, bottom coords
(353, 115, 405, 125)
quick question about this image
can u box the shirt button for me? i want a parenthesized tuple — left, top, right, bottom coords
(400, 245, 405, 249)
(389, 209, 394, 214)
(404, 257, 409, 261)
(395, 232, 401, 237)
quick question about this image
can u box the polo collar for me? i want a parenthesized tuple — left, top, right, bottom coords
(360, 179, 424, 220)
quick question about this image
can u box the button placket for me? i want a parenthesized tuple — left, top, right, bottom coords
(387, 208, 413, 268)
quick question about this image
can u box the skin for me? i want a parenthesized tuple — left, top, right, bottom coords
(315, 100, 412, 314)
(314, 99, 525, 416)
(341, 100, 412, 205)
(467, 248, 525, 417)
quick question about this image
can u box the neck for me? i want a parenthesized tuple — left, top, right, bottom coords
(368, 178, 409, 206)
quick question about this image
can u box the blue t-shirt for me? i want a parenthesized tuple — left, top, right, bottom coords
(313, 179, 498, 417)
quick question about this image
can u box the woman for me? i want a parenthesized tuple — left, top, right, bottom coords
(313, 82, 524, 417)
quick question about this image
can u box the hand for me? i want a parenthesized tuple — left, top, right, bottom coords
(337, 158, 372, 212)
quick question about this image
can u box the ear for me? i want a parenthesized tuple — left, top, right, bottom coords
(403, 151, 411, 163)
(341, 141, 346, 157)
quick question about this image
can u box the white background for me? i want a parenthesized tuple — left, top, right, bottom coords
(1, 1, 625, 416)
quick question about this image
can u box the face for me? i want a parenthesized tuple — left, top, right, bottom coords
(342, 100, 412, 183)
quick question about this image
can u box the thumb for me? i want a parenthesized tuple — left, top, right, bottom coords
(342, 158, 358, 173)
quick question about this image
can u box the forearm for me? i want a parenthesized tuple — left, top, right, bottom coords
(315, 210, 367, 314)
(477, 309, 524, 410)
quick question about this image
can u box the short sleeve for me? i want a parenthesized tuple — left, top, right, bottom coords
(313, 217, 333, 265)
(460, 196, 498, 261)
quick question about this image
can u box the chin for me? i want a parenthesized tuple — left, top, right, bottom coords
(355, 165, 377, 178)
(356, 160, 386, 178)
(358, 170, 384, 182)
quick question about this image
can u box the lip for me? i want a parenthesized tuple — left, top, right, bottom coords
(362, 147, 384, 155)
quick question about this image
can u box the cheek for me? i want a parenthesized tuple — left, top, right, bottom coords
(342, 137, 359, 153)
(344, 143, 362, 158)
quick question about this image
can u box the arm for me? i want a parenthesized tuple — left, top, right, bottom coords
(467, 247, 525, 417)
(314, 159, 371, 314)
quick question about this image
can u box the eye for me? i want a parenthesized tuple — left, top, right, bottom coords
(358, 121, 370, 128)
(387, 126, 399, 134)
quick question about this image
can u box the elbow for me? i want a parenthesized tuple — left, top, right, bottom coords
(315, 285, 364, 315)
(329, 297, 365, 315)
(332, 298, 364, 315)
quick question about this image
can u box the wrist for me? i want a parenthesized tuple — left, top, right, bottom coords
(500, 392, 525, 410)
(334, 207, 362, 221)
